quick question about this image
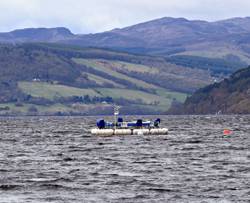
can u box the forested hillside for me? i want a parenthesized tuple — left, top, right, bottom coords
(0, 43, 211, 115)
(172, 66, 250, 114)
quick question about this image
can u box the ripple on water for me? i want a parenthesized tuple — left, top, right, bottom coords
(0, 115, 249, 202)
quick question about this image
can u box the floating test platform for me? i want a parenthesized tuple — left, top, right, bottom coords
(91, 117, 168, 136)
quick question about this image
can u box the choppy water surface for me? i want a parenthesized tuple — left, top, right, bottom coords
(0, 115, 249, 203)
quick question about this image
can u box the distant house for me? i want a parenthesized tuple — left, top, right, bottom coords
(32, 78, 41, 82)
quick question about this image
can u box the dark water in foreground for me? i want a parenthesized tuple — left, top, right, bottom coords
(0, 116, 249, 203)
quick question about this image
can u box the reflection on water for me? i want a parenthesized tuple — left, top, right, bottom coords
(0, 115, 249, 202)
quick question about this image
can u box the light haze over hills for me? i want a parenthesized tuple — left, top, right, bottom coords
(1, 0, 250, 33)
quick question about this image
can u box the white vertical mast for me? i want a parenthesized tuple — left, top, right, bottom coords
(113, 105, 120, 129)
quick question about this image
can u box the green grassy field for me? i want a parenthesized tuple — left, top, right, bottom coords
(93, 59, 159, 74)
(174, 48, 250, 64)
(14, 81, 188, 114)
(73, 58, 159, 89)
(0, 103, 73, 113)
(155, 89, 187, 103)
(19, 81, 187, 104)
(96, 88, 171, 106)
(86, 73, 125, 88)
(18, 81, 172, 105)
(18, 82, 101, 99)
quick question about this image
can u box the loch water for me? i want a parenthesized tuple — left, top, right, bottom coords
(0, 115, 249, 203)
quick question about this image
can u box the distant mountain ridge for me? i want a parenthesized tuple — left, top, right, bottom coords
(2, 17, 250, 48)
(0, 27, 74, 42)
(93, 17, 250, 46)
(1, 17, 250, 75)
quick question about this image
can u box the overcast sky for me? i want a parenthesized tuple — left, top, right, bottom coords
(1, 0, 250, 34)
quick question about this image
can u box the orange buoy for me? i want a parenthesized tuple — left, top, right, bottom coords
(223, 129, 232, 135)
